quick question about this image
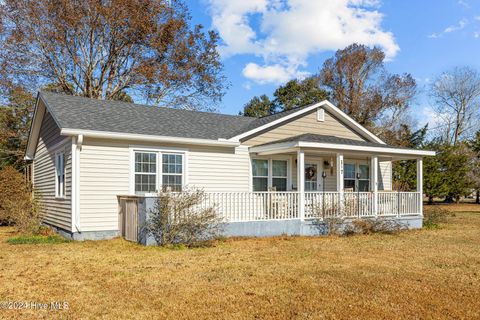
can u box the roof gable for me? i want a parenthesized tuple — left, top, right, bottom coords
(240, 108, 366, 146)
(229, 101, 385, 144)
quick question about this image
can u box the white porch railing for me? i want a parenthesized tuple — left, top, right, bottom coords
(201, 192, 299, 222)
(199, 191, 422, 222)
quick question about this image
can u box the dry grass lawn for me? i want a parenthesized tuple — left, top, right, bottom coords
(1, 206, 480, 319)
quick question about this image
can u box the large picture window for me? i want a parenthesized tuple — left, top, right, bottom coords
(133, 150, 185, 195)
(55, 152, 65, 198)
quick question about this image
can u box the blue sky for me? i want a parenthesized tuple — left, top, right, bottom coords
(189, 0, 480, 128)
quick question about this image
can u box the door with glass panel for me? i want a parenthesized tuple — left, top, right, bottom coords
(304, 163, 319, 191)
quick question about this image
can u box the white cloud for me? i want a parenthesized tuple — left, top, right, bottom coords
(429, 18, 468, 38)
(458, 0, 470, 8)
(242, 63, 309, 84)
(444, 19, 468, 33)
(207, 0, 399, 84)
(420, 106, 444, 129)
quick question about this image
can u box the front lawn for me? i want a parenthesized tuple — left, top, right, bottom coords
(0, 207, 479, 319)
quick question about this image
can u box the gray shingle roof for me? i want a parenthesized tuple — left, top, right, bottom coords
(40, 91, 258, 140)
(255, 133, 407, 149)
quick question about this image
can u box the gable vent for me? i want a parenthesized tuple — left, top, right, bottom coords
(317, 108, 325, 122)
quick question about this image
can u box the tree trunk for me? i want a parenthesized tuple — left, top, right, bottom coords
(428, 195, 434, 205)
(476, 190, 480, 204)
(444, 195, 454, 203)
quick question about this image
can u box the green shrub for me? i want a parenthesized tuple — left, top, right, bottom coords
(423, 207, 455, 229)
(7, 234, 68, 244)
(146, 189, 224, 247)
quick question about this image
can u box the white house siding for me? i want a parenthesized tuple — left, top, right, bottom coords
(188, 145, 250, 192)
(33, 111, 72, 231)
(379, 161, 392, 191)
(78, 138, 251, 232)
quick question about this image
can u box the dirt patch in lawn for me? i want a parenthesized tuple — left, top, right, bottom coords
(0, 211, 479, 319)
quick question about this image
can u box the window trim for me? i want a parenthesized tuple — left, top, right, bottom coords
(250, 156, 291, 192)
(343, 161, 370, 192)
(54, 151, 66, 198)
(358, 164, 370, 192)
(129, 146, 188, 195)
(134, 151, 158, 195)
(271, 159, 288, 191)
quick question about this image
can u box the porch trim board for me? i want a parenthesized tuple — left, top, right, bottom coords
(250, 141, 436, 157)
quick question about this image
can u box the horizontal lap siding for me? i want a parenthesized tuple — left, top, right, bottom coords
(188, 146, 250, 192)
(33, 112, 72, 231)
(80, 140, 129, 231)
(379, 161, 392, 191)
(79, 139, 251, 232)
(243, 110, 365, 146)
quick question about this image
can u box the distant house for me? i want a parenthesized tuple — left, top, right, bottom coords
(25, 92, 435, 241)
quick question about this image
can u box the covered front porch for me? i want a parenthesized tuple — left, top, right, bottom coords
(234, 134, 432, 221)
(118, 136, 435, 242)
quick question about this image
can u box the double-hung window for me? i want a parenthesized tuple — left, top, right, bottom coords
(272, 160, 287, 191)
(134, 152, 157, 195)
(343, 163, 356, 191)
(55, 152, 65, 198)
(252, 159, 268, 191)
(358, 164, 370, 191)
(252, 159, 288, 191)
(133, 150, 185, 195)
(162, 154, 183, 192)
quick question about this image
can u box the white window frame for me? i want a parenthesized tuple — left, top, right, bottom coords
(252, 159, 269, 192)
(160, 153, 184, 192)
(129, 146, 188, 195)
(251, 156, 291, 192)
(343, 160, 370, 192)
(134, 151, 158, 195)
(358, 163, 370, 192)
(55, 151, 66, 198)
(271, 159, 288, 191)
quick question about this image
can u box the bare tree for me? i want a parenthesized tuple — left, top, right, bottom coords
(0, 0, 225, 110)
(430, 67, 480, 145)
(319, 44, 417, 130)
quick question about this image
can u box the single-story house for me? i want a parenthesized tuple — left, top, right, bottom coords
(25, 91, 435, 241)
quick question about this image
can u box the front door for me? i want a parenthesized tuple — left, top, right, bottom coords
(305, 163, 319, 191)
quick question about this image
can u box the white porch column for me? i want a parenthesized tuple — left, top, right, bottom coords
(297, 149, 305, 220)
(371, 156, 378, 216)
(336, 153, 344, 215)
(417, 158, 423, 216)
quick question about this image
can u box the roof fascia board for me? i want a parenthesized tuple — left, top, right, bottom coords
(24, 94, 45, 159)
(298, 141, 435, 156)
(60, 128, 240, 147)
(249, 141, 436, 157)
(230, 100, 385, 144)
